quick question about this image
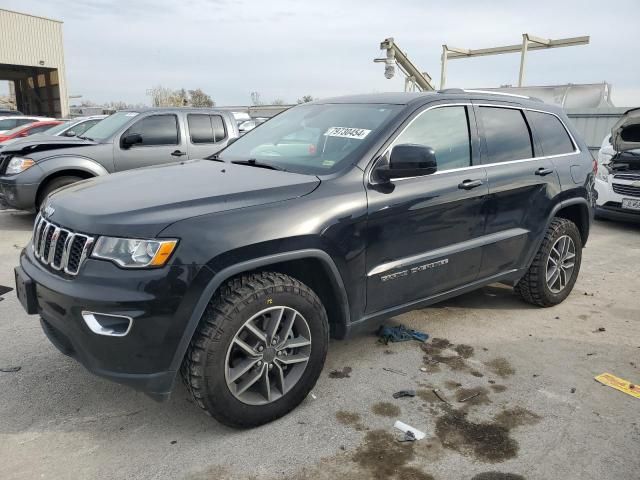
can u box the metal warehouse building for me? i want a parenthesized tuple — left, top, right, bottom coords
(0, 8, 68, 117)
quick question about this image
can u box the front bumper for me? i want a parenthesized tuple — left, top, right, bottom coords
(594, 176, 640, 222)
(0, 175, 39, 210)
(18, 245, 209, 400)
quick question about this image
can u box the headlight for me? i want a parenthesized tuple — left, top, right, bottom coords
(596, 162, 610, 182)
(91, 237, 178, 268)
(5, 157, 35, 175)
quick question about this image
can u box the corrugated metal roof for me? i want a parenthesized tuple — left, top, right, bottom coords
(0, 8, 65, 68)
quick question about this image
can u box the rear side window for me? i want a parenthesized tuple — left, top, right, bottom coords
(394, 106, 471, 171)
(527, 111, 575, 156)
(0, 119, 17, 130)
(479, 107, 533, 163)
(188, 114, 226, 144)
(127, 114, 179, 146)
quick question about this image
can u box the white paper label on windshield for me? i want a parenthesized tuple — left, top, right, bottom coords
(125, 112, 139, 117)
(325, 127, 371, 140)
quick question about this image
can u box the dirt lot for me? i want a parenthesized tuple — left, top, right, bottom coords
(0, 209, 638, 480)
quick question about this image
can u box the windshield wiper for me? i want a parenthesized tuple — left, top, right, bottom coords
(77, 135, 94, 141)
(231, 159, 285, 171)
(206, 153, 225, 162)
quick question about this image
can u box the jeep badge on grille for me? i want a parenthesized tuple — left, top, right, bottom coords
(43, 204, 55, 219)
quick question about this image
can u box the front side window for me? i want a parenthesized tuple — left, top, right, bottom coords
(125, 114, 179, 146)
(83, 111, 140, 141)
(188, 114, 226, 144)
(393, 106, 471, 171)
(217, 103, 402, 175)
(527, 111, 575, 156)
(479, 107, 533, 163)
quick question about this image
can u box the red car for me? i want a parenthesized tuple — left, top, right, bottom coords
(0, 120, 64, 143)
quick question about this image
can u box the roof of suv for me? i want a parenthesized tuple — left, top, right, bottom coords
(119, 107, 230, 115)
(311, 91, 556, 112)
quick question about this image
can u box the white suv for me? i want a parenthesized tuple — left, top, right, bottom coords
(594, 108, 640, 221)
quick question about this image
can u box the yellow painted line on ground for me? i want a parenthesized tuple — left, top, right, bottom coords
(595, 373, 640, 399)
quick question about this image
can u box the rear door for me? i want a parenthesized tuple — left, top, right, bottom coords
(365, 103, 488, 313)
(474, 103, 562, 278)
(185, 113, 230, 159)
(114, 113, 187, 171)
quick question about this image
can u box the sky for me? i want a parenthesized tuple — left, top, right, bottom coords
(1, 0, 639, 107)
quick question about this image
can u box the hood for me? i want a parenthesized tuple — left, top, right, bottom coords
(611, 108, 640, 152)
(2, 135, 98, 155)
(44, 159, 320, 237)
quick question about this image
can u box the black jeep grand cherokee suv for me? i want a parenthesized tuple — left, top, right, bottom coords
(15, 91, 595, 427)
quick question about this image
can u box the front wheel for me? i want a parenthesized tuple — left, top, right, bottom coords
(515, 218, 583, 307)
(181, 272, 329, 428)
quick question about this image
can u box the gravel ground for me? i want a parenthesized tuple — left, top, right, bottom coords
(0, 209, 638, 480)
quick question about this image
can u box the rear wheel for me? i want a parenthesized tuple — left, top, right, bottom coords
(515, 218, 582, 307)
(181, 272, 329, 428)
(36, 176, 84, 210)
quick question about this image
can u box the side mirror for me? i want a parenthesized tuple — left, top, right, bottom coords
(121, 132, 142, 148)
(64, 130, 76, 137)
(375, 144, 437, 182)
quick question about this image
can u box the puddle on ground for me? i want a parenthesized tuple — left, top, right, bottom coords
(329, 367, 352, 379)
(483, 358, 515, 378)
(371, 402, 400, 417)
(435, 407, 540, 463)
(336, 411, 366, 431)
(454, 344, 474, 358)
(472, 473, 526, 480)
(353, 430, 434, 480)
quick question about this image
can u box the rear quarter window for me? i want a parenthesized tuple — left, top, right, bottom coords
(527, 111, 575, 156)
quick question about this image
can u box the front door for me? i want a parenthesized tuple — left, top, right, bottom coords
(114, 113, 187, 171)
(474, 104, 562, 278)
(365, 104, 488, 314)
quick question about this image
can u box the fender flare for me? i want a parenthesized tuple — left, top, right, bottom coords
(38, 155, 109, 178)
(522, 197, 591, 272)
(168, 248, 350, 373)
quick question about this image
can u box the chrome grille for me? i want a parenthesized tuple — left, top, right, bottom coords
(32, 214, 95, 275)
(0, 153, 13, 174)
(612, 183, 640, 198)
(613, 173, 640, 181)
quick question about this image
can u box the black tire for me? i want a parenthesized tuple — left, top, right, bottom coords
(181, 271, 329, 428)
(36, 176, 83, 210)
(515, 218, 582, 307)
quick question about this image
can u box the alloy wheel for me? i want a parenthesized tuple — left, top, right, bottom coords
(546, 234, 576, 294)
(224, 306, 312, 405)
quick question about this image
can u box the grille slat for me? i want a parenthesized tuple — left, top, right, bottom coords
(612, 183, 640, 198)
(32, 216, 94, 276)
(613, 173, 640, 181)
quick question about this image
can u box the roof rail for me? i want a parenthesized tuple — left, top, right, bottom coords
(437, 88, 544, 103)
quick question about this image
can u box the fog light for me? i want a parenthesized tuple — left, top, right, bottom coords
(81, 311, 132, 337)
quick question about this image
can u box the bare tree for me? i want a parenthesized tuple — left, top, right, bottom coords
(148, 85, 176, 107)
(297, 95, 314, 103)
(189, 89, 215, 107)
(250, 91, 263, 106)
(271, 98, 286, 105)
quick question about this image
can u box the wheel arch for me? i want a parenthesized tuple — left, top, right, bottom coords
(552, 198, 591, 246)
(169, 249, 350, 374)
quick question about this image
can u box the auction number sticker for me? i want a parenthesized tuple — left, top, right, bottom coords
(325, 127, 371, 140)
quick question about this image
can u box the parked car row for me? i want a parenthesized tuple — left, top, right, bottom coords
(0, 108, 239, 210)
(0, 115, 55, 134)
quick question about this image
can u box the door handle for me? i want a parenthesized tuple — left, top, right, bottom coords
(458, 179, 483, 190)
(171, 150, 187, 157)
(535, 167, 554, 176)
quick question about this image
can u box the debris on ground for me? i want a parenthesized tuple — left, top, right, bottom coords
(459, 391, 481, 402)
(595, 373, 640, 399)
(392, 390, 416, 399)
(382, 367, 407, 376)
(393, 420, 426, 440)
(594, 327, 606, 333)
(397, 430, 416, 443)
(0, 366, 21, 373)
(570, 388, 576, 393)
(432, 388, 450, 404)
(329, 367, 352, 379)
(378, 324, 429, 344)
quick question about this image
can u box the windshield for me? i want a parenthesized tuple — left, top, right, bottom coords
(42, 121, 72, 136)
(218, 103, 402, 175)
(81, 111, 139, 141)
(2, 124, 32, 136)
